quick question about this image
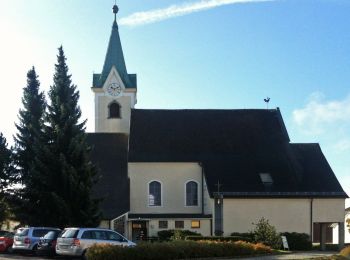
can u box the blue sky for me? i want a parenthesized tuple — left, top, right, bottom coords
(0, 0, 349, 206)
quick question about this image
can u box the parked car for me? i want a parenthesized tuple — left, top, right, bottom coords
(12, 227, 61, 254)
(0, 231, 12, 237)
(56, 228, 135, 258)
(0, 232, 14, 253)
(37, 230, 61, 256)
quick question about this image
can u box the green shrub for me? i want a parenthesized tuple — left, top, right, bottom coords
(251, 217, 281, 249)
(157, 229, 201, 241)
(281, 232, 312, 250)
(172, 229, 201, 240)
(86, 240, 272, 260)
(185, 235, 251, 242)
(231, 232, 254, 241)
(157, 230, 174, 241)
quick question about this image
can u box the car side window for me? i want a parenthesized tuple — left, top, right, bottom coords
(106, 231, 122, 241)
(33, 229, 50, 237)
(93, 230, 107, 240)
(81, 231, 94, 239)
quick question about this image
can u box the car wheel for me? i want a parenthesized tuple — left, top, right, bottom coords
(32, 244, 38, 256)
(82, 250, 88, 260)
(6, 246, 13, 253)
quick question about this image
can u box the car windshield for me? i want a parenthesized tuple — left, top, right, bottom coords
(3, 233, 14, 238)
(16, 228, 29, 237)
(60, 229, 78, 238)
(43, 231, 59, 239)
(0, 231, 10, 237)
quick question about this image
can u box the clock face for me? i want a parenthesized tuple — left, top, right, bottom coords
(106, 83, 122, 97)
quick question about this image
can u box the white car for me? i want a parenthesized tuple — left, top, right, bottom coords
(56, 227, 135, 258)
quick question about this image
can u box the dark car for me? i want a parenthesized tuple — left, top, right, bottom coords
(37, 230, 61, 256)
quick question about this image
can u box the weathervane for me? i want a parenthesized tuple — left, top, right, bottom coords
(264, 97, 270, 109)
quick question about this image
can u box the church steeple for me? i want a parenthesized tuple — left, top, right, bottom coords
(93, 4, 136, 89)
(92, 3, 137, 134)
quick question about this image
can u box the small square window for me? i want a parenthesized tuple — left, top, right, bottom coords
(191, 220, 200, 229)
(159, 221, 168, 229)
(175, 221, 184, 229)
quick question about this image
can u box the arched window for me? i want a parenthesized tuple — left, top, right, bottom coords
(186, 181, 198, 206)
(108, 101, 121, 118)
(149, 181, 161, 206)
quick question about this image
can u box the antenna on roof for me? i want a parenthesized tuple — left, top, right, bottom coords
(264, 97, 270, 109)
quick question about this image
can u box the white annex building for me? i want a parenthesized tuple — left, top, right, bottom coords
(87, 5, 348, 248)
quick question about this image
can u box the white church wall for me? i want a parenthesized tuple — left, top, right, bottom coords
(222, 198, 312, 236)
(222, 198, 345, 237)
(312, 199, 345, 223)
(129, 163, 204, 214)
(95, 93, 133, 133)
(203, 177, 213, 215)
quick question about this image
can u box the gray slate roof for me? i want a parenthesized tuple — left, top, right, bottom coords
(87, 133, 129, 220)
(128, 109, 347, 198)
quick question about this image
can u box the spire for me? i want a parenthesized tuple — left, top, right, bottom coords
(98, 3, 131, 88)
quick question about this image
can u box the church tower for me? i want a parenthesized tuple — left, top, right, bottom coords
(92, 4, 137, 133)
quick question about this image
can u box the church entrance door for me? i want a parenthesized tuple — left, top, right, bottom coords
(132, 221, 148, 241)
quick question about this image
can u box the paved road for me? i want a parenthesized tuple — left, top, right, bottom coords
(0, 251, 337, 260)
(0, 253, 76, 260)
(233, 251, 336, 260)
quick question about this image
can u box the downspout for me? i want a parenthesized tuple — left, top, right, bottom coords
(310, 198, 313, 241)
(201, 163, 204, 215)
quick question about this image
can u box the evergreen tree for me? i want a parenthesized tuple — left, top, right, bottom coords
(12, 67, 46, 224)
(30, 47, 100, 227)
(14, 67, 46, 184)
(0, 133, 12, 224)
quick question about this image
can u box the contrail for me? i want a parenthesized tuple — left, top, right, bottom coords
(119, 0, 273, 26)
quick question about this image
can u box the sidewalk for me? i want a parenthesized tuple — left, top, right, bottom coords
(236, 251, 336, 260)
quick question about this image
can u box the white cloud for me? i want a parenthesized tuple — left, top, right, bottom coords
(333, 139, 350, 153)
(119, 0, 272, 26)
(292, 93, 350, 135)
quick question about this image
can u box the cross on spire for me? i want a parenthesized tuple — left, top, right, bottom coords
(215, 180, 223, 193)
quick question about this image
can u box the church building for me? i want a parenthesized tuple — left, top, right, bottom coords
(87, 5, 348, 248)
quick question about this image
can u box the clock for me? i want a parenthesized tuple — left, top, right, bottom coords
(106, 83, 122, 97)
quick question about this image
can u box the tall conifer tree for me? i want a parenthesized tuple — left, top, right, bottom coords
(30, 47, 100, 227)
(0, 133, 12, 223)
(12, 67, 46, 224)
(14, 67, 46, 185)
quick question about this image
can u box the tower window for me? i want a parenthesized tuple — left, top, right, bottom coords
(108, 101, 121, 118)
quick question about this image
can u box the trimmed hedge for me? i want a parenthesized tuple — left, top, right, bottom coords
(340, 246, 350, 257)
(86, 240, 272, 260)
(186, 235, 251, 242)
(157, 229, 201, 241)
(281, 232, 312, 250)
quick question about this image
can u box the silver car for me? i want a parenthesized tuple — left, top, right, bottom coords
(56, 227, 135, 258)
(12, 227, 61, 253)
